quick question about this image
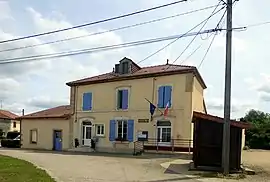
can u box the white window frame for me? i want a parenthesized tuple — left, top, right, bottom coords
(116, 120, 128, 140)
(95, 124, 105, 136)
(115, 86, 131, 111)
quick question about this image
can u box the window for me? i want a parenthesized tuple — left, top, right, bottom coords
(109, 119, 134, 142)
(13, 122, 16, 128)
(96, 124, 105, 136)
(117, 120, 128, 140)
(82, 92, 92, 111)
(158, 86, 172, 108)
(30, 129, 37, 144)
(122, 62, 129, 74)
(117, 89, 129, 110)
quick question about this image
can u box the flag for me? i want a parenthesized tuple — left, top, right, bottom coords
(163, 101, 170, 117)
(145, 98, 156, 116)
(149, 102, 156, 116)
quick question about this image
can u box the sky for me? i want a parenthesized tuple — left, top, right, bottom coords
(0, 0, 270, 118)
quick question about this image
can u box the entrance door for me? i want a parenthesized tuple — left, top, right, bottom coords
(83, 125, 92, 146)
(157, 127, 171, 146)
(53, 130, 62, 151)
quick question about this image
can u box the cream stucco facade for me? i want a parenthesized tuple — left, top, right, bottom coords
(0, 119, 20, 135)
(69, 73, 206, 153)
(21, 118, 70, 150)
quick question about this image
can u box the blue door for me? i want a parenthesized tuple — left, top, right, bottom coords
(54, 131, 62, 151)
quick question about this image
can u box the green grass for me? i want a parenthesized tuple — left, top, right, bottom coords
(0, 155, 55, 182)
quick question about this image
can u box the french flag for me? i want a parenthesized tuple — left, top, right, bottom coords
(163, 101, 170, 117)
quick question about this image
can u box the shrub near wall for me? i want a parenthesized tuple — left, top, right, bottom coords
(1, 139, 20, 148)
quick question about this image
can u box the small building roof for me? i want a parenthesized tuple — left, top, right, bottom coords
(192, 111, 251, 129)
(0, 110, 19, 120)
(66, 58, 207, 89)
(18, 105, 71, 120)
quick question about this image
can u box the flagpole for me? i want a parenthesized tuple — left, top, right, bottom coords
(144, 98, 163, 115)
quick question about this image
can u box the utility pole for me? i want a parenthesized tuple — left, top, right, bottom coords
(222, 0, 233, 175)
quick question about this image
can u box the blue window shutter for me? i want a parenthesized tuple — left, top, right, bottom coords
(158, 86, 164, 108)
(127, 120, 134, 142)
(122, 89, 129, 110)
(88, 92, 92, 110)
(83, 92, 92, 111)
(109, 120, 116, 141)
(164, 86, 172, 108)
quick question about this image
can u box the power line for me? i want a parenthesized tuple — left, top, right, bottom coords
(164, 0, 224, 70)
(198, 4, 228, 69)
(0, 28, 222, 64)
(137, 3, 226, 64)
(0, 0, 188, 44)
(179, 40, 205, 65)
(0, 4, 220, 54)
(197, 32, 217, 69)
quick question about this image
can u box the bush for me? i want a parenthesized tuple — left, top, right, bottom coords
(1, 139, 21, 148)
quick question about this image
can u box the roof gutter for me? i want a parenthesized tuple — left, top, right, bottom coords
(66, 68, 207, 89)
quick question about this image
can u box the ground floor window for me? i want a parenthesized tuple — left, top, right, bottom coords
(95, 124, 105, 136)
(117, 120, 127, 140)
(30, 129, 37, 144)
(157, 120, 171, 143)
(82, 121, 92, 146)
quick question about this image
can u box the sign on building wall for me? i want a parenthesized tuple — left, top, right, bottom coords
(138, 119, 149, 123)
(137, 131, 148, 141)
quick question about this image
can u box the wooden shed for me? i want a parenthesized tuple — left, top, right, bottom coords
(192, 111, 250, 172)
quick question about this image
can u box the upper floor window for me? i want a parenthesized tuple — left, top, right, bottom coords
(82, 92, 92, 111)
(158, 86, 172, 108)
(117, 89, 129, 110)
(122, 62, 129, 74)
(13, 122, 16, 128)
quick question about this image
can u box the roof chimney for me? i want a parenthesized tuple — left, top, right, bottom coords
(166, 59, 169, 65)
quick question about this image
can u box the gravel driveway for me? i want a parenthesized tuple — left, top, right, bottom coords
(0, 149, 200, 182)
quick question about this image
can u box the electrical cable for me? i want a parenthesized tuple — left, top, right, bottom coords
(0, 0, 188, 44)
(137, 3, 226, 64)
(197, 5, 228, 69)
(164, 0, 224, 71)
(0, 28, 222, 64)
(0, 4, 220, 54)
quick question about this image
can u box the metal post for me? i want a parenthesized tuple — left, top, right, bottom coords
(222, 0, 233, 175)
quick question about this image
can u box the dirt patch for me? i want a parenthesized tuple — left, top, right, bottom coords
(241, 150, 270, 181)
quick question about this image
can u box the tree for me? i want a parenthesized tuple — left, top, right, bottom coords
(244, 109, 270, 149)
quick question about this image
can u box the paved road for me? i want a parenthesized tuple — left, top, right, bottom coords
(0, 149, 200, 182)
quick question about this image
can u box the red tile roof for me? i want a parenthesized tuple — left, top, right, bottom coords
(0, 110, 18, 120)
(192, 111, 251, 129)
(18, 105, 71, 120)
(66, 61, 206, 89)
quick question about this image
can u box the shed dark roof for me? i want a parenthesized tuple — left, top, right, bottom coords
(0, 110, 18, 120)
(18, 105, 71, 120)
(192, 111, 251, 129)
(66, 58, 207, 89)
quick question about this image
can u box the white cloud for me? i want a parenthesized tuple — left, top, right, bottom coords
(245, 73, 270, 102)
(0, 6, 126, 113)
(27, 96, 69, 109)
(0, 1, 12, 21)
(213, 35, 248, 52)
(206, 98, 254, 114)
